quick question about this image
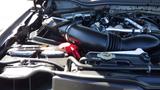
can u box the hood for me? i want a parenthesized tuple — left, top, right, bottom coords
(36, 0, 160, 13)
(76, 0, 160, 6)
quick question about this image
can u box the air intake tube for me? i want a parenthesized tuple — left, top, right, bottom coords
(59, 24, 160, 51)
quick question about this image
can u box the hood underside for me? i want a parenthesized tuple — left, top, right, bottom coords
(48, 0, 160, 14)
(76, 0, 160, 6)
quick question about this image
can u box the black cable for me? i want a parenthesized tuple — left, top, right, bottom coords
(30, 59, 64, 71)
(0, 60, 20, 65)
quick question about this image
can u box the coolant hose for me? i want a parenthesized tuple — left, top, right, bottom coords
(59, 24, 160, 51)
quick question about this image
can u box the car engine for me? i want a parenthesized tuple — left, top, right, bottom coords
(1, 0, 160, 90)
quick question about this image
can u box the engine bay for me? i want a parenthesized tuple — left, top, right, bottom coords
(1, 0, 160, 90)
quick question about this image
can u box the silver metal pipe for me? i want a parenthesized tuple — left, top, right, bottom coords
(124, 18, 143, 29)
(106, 28, 142, 33)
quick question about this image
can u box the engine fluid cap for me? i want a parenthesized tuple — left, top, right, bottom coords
(97, 52, 116, 60)
(59, 42, 80, 59)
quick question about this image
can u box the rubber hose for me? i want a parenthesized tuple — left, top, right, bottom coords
(59, 24, 160, 51)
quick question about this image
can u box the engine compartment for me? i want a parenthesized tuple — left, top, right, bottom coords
(1, 0, 160, 90)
